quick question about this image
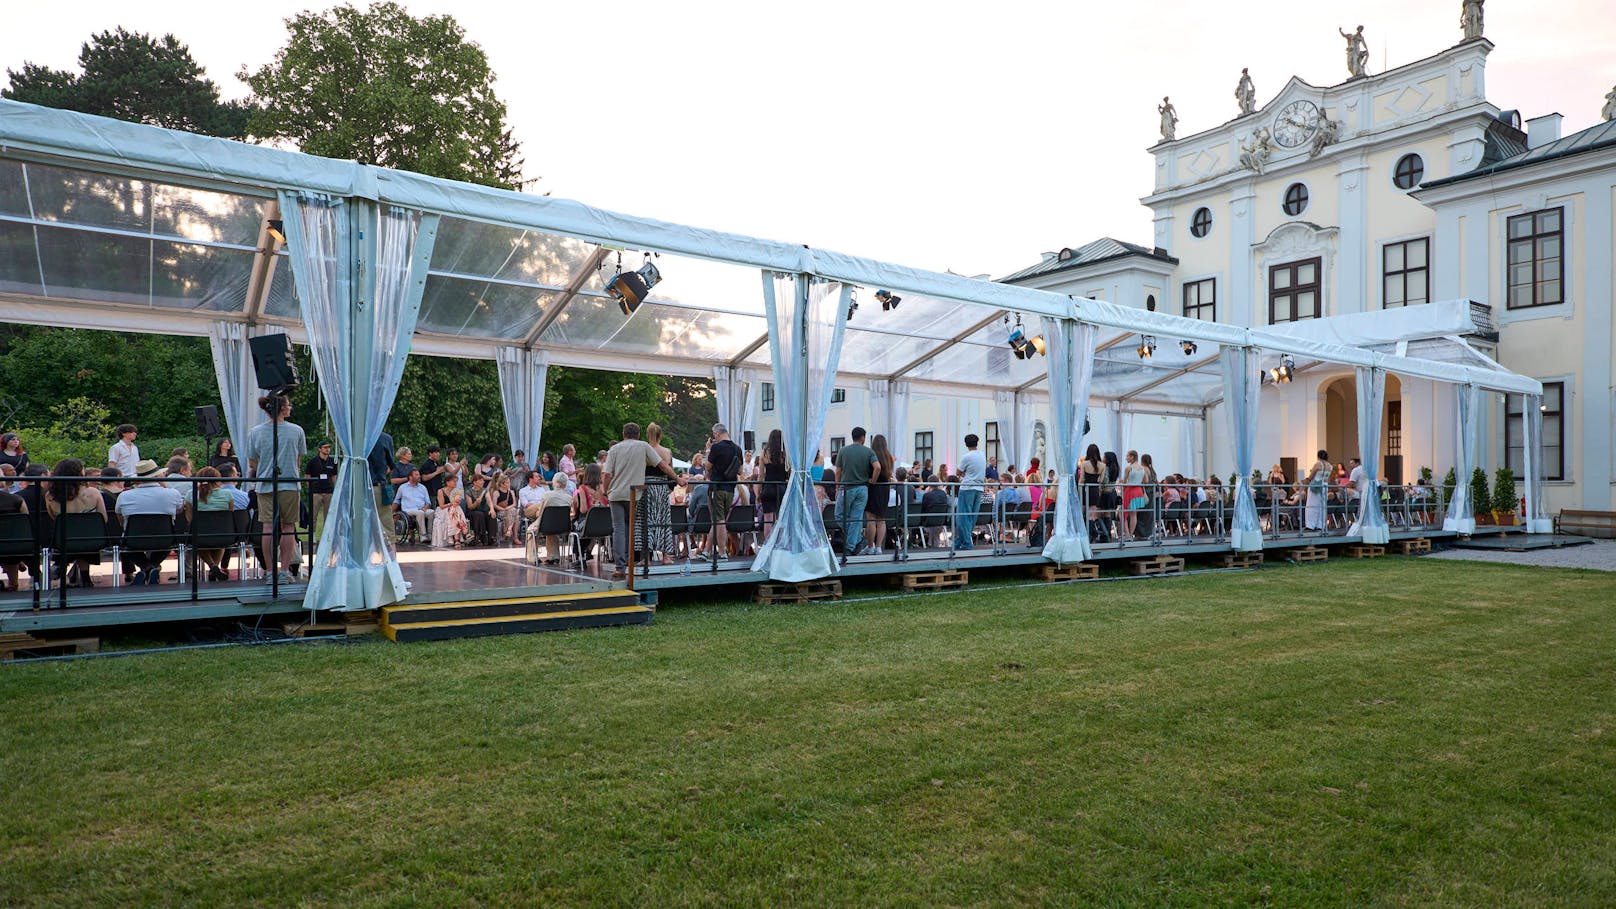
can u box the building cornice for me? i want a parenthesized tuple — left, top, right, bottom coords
(1412, 144, 1616, 204)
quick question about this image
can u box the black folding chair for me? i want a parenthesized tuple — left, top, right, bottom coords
(569, 506, 614, 573)
(533, 505, 572, 565)
(0, 511, 40, 591)
(190, 510, 238, 581)
(726, 506, 760, 556)
(688, 504, 712, 561)
(120, 513, 177, 585)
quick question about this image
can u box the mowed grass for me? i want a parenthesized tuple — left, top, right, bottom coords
(2, 559, 1614, 908)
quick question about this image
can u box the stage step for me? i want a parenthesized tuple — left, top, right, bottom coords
(380, 590, 650, 643)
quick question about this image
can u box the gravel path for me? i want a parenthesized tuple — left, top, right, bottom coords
(1422, 539, 1616, 572)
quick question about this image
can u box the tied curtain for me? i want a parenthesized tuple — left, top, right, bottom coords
(496, 347, 549, 462)
(992, 389, 1016, 469)
(750, 272, 851, 582)
(1349, 365, 1389, 544)
(1220, 346, 1263, 551)
(206, 322, 267, 458)
(1039, 316, 1098, 564)
(278, 191, 439, 611)
(1443, 383, 1483, 534)
(1522, 391, 1550, 532)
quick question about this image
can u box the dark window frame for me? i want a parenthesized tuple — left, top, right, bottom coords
(913, 431, 934, 467)
(1505, 208, 1564, 310)
(830, 388, 847, 404)
(984, 421, 1001, 466)
(829, 436, 846, 457)
(1190, 207, 1212, 238)
(1393, 153, 1425, 190)
(760, 382, 775, 412)
(1282, 183, 1309, 216)
(1382, 237, 1430, 308)
(1506, 382, 1565, 482)
(1268, 257, 1322, 323)
(1182, 277, 1216, 321)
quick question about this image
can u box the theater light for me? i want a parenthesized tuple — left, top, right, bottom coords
(1180, 339, 1198, 356)
(604, 252, 662, 316)
(266, 219, 287, 247)
(1137, 335, 1156, 359)
(875, 289, 901, 311)
(1005, 314, 1046, 359)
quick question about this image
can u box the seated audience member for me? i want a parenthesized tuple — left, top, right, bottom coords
(115, 459, 188, 585)
(493, 474, 519, 544)
(0, 463, 17, 493)
(44, 458, 107, 588)
(518, 470, 548, 520)
(0, 478, 25, 591)
(192, 466, 237, 581)
(528, 475, 574, 565)
(394, 469, 434, 541)
(920, 480, 950, 548)
(162, 454, 194, 497)
(218, 464, 252, 510)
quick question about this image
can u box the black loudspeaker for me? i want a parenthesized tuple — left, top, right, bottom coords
(743, 430, 756, 451)
(248, 332, 300, 391)
(195, 405, 221, 438)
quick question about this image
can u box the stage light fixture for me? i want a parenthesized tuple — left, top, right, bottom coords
(1137, 334, 1156, 359)
(847, 290, 859, 323)
(1005, 314, 1047, 359)
(604, 252, 662, 316)
(875, 289, 901, 311)
(266, 219, 287, 247)
(1180, 339, 1198, 356)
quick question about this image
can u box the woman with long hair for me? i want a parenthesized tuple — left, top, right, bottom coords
(1305, 449, 1331, 531)
(0, 432, 27, 475)
(640, 423, 676, 561)
(493, 474, 520, 544)
(431, 473, 470, 549)
(759, 428, 788, 541)
(572, 462, 606, 530)
(1119, 450, 1148, 540)
(45, 457, 107, 586)
(864, 433, 895, 554)
(209, 438, 240, 475)
(465, 473, 496, 545)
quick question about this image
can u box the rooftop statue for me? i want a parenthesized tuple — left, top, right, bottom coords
(1236, 68, 1257, 116)
(1603, 85, 1616, 122)
(1339, 25, 1369, 78)
(1159, 96, 1179, 141)
(1460, 0, 1484, 41)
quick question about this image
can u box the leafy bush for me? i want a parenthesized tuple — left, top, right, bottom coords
(1442, 467, 1457, 506)
(1469, 467, 1491, 516)
(1493, 468, 1517, 516)
(8, 430, 206, 473)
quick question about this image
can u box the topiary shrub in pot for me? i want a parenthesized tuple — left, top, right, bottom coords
(1470, 467, 1493, 525)
(1492, 467, 1517, 526)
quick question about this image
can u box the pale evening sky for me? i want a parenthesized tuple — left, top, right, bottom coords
(3, 1, 1613, 280)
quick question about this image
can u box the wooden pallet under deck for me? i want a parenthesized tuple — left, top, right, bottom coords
(1033, 563, 1100, 581)
(1129, 555, 1186, 576)
(891, 570, 969, 591)
(1289, 545, 1330, 563)
(1394, 538, 1432, 554)
(754, 580, 842, 605)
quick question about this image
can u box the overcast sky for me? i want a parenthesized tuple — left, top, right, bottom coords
(4, 1, 1613, 279)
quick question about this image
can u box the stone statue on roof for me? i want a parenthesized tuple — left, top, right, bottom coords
(1604, 85, 1616, 122)
(1158, 97, 1178, 141)
(1460, 0, 1484, 41)
(1236, 68, 1257, 116)
(1238, 127, 1273, 174)
(1339, 25, 1369, 78)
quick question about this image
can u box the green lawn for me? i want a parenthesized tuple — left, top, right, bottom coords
(2, 559, 1614, 908)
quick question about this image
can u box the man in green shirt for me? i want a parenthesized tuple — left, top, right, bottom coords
(834, 427, 877, 563)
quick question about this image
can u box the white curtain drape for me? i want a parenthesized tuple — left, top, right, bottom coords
(1040, 317, 1098, 563)
(206, 321, 267, 457)
(495, 346, 549, 461)
(1522, 392, 1551, 532)
(1015, 392, 1038, 471)
(889, 380, 911, 464)
(750, 273, 850, 582)
(740, 369, 759, 447)
(279, 191, 438, 611)
(712, 365, 738, 434)
(992, 389, 1017, 469)
(866, 378, 890, 445)
(1220, 346, 1263, 550)
(1349, 365, 1389, 544)
(1444, 382, 1482, 534)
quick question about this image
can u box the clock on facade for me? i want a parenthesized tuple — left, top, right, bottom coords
(1272, 99, 1322, 148)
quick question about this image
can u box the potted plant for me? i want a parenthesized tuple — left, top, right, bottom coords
(1470, 467, 1492, 525)
(1442, 467, 1457, 512)
(1492, 468, 1517, 526)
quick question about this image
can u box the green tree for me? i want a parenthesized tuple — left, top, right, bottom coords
(3, 27, 250, 137)
(240, 2, 528, 189)
(540, 367, 668, 461)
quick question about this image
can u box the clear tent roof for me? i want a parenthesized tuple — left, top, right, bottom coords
(0, 98, 1541, 406)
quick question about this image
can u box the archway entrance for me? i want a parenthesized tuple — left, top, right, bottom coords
(1321, 376, 1358, 466)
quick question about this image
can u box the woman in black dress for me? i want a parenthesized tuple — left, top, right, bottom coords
(759, 429, 788, 542)
(864, 433, 895, 555)
(208, 438, 240, 475)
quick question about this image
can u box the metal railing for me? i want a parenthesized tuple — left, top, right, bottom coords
(0, 473, 319, 611)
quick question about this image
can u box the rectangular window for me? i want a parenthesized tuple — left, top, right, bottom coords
(1506, 382, 1565, 481)
(830, 388, 847, 404)
(913, 431, 934, 467)
(984, 422, 1001, 465)
(829, 436, 845, 457)
(761, 382, 774, 412)
(1182, 278, 1216, 321)
(1382, 238, 1430, 307)
(1268, 258, 1321, 323)
(1506, 208, 1564, 309)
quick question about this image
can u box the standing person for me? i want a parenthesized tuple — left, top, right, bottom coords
(1305, 449, 1331, 531)
(1080, 444, 1105, 526)
(1119, 450, 1148, 540)
(368, 430, 397, 543)
(759, 429, 789, 542)
(108, 424, 139, 477)
(953, 433, 987, 551)
(601, 423, 679, 581)
(865, 433, 895, 555)
(640, 423, 677, 562)
(0, 432, 27, 476)
(209, 438, 240, 475)
(834, 427, 877, 562)
(245, 394, 307, 585)
(420, 445, 447, 503)
(703, 423, 744, 560)
(558, 443, 578, 485)
(304, 441, 337, 535)
(1346, 456, 1365, 521)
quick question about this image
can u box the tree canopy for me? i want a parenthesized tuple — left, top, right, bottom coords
(3, 27, 251, 138)
(240, 2, 526, 190)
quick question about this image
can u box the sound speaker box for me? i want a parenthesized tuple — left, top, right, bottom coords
(248, 332, 300, 391)
(195, 405, 221, 438)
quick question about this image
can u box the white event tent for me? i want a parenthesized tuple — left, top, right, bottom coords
(0, 100, 1550, 609)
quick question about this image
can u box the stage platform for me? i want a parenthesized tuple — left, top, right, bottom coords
(0, 524, 1518, 636)
(1449, 533, 1595, 551)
